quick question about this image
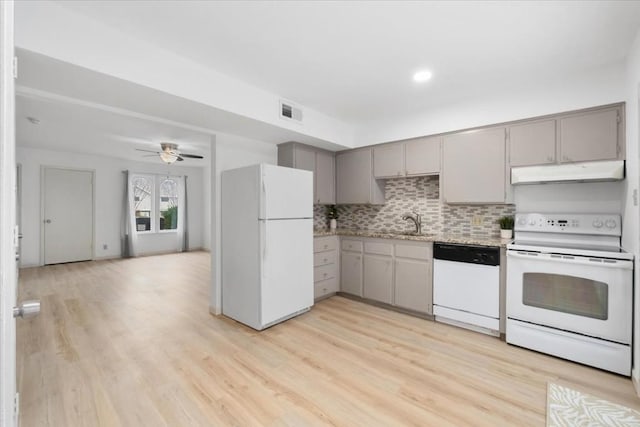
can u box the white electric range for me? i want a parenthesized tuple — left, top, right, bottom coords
(506, 213, 633, 376)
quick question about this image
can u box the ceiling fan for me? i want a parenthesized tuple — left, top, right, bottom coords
(136, 142, 204, 164)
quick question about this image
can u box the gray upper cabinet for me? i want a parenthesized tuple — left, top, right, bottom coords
(315, 150, 335, 205)
(372, 137, 441, 179)
(277, 142, 335, 205)
(559, 107, 621, 163)
(336, 149, 385, 204)
(509, 120, 556, 167)
(405, 137, 440, 176)
(442, 128, 506, 204)
(373, 144, 404, 178)
(294, 146, 316, 172)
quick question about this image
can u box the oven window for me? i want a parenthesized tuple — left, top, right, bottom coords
(522, 273, 608, 320)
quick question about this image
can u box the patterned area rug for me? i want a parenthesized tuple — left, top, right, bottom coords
(547, 383, 640, 426)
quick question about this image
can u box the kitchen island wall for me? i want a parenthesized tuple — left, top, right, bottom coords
(314, 176, 514, 236)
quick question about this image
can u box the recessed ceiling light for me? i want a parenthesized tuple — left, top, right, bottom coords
(413, 70, 433, 83)
(26, 116, 40, 125)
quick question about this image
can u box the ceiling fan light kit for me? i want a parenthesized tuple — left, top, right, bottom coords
(135, 142, 204, 164)
(160, 151, 178, 164)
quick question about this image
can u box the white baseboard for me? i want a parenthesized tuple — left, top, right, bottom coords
(93, 255, 121, 261)
(18, 263, 40, 269)
(633, 371, 640, 397)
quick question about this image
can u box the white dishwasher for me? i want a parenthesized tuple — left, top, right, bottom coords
(433, 243, 500, 335)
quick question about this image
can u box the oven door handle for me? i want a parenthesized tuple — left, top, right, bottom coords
(507, 251, 633, 270)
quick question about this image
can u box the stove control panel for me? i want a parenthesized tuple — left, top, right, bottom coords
(514, 213, 621, 236)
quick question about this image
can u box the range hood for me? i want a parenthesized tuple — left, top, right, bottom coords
(511, 160, 625, 185)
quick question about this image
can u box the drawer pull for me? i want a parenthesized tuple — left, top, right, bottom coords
(323, 258, 328, 262)
(323, 272, 328, 277)
(324, 244, 328, 249)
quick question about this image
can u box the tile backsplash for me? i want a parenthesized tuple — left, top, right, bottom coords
(314, 176, 514, 237)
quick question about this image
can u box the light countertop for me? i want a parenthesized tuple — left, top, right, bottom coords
(314, 228, 511, 248)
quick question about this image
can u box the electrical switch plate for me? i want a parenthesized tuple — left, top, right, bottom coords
(472, 216, 484, 226)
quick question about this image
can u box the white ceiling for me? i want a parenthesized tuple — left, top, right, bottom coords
(16, 95, 211, 166)
(14, 49, 348, 163)
(54, 0, 640, 124)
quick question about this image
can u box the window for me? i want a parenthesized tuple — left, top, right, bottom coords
(133, 176, 154, 232)
(131, 174, 180, 233)
(159, 178, 178, 230)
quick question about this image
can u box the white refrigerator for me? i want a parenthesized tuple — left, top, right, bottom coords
(221, 164, 314, 330)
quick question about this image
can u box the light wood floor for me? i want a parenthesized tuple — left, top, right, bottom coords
(16, 251, 640, 426)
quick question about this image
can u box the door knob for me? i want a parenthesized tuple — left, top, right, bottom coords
(13, 300, 40, 319)
(44, 219, 51, 224)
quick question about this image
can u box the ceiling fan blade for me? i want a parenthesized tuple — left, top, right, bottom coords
(136, 148, 161, 154)
(180, 153, 204, 159)
(176, 156, 184, 162)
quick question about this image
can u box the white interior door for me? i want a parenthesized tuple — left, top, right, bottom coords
(43, 167, 94, 265)
(0, 2, 17, 425)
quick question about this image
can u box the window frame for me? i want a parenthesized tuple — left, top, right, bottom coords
(131, 173, 181, 235)
(157, 176, 180, 234)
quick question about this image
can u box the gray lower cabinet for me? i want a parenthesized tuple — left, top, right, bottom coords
(340, 251, 363, 296)
(336, 149, 385, 204)
(338, 237, 433, 315)
(363, 254, 393, 304)
(442, 127, 506, 204)
(395, 258, 431, 314)
(313, 236, 339, 300)
(394, 242, 432, 314)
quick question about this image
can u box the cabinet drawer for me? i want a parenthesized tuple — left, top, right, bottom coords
(395, 244, 431, 260)
(314, 236, 337, 253)
(314, 251, 336, 267)
(342, 239, 363, 252)
(314, 278, 338, 299)
(314, 264, 337, 282)
(364, 241, 393, 256)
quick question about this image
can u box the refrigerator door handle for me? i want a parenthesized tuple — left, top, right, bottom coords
(263, 224, 267, 262)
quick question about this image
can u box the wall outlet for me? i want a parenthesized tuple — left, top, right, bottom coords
(471, 216, 484, 226)
(103, 244, 108, 250)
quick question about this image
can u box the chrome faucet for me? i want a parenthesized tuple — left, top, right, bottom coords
(402, 211, 422, 235)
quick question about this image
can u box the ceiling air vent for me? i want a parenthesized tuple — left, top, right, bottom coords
(280, 100, 303, 123)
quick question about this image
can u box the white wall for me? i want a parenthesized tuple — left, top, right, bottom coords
(622, 27, 640, 389)
(209, 134, 278, 314)
(203, 160, 211, 251)
(514, 182, 624, 214)
(17, 146, 205, 267)
(15, 1, 354, 148)
(355, 62, 626, 146)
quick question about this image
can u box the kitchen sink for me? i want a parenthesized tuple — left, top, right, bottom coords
(398, 231, 435, 237)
